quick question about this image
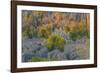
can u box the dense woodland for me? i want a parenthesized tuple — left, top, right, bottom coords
(22, 10, 90, 62)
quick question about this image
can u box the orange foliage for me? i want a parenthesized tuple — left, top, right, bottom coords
(86, 15, 90, 32)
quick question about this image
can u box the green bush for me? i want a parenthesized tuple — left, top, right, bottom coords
(86, 31, 90, 38)
(64, 25, 71, 33)
(80, 22, 90, 38)
(23, 26, 37, 38)
(69, 25, 89, 41)
(31, 57, 49, 62)
(22, 26, 32, 38)
(45, 34, 66, 52)
(69, 31, 82, 41)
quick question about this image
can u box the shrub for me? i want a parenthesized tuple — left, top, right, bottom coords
(38, 24, 52, 38)
(69, 31, 84, 41)
(85, 31, 90, 38)
(79, 20, 90, 38)
(45, 34, 66, 52)
(64, 25, 71, 33)
(23, 26, 37, 38)
(69, 22, 88, 41)
(23, 26, 32, 38)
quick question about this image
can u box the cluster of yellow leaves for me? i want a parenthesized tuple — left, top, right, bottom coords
(23, 14, 33, 27)
(46, 34, 66, 51)
(38, 24, 53, 38)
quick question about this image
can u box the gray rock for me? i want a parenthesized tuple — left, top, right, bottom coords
(22, 53, 33, 62)
(48, 49, 66, 60)
(35, 47, 48, 58)
(66, 49, 80, 60)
